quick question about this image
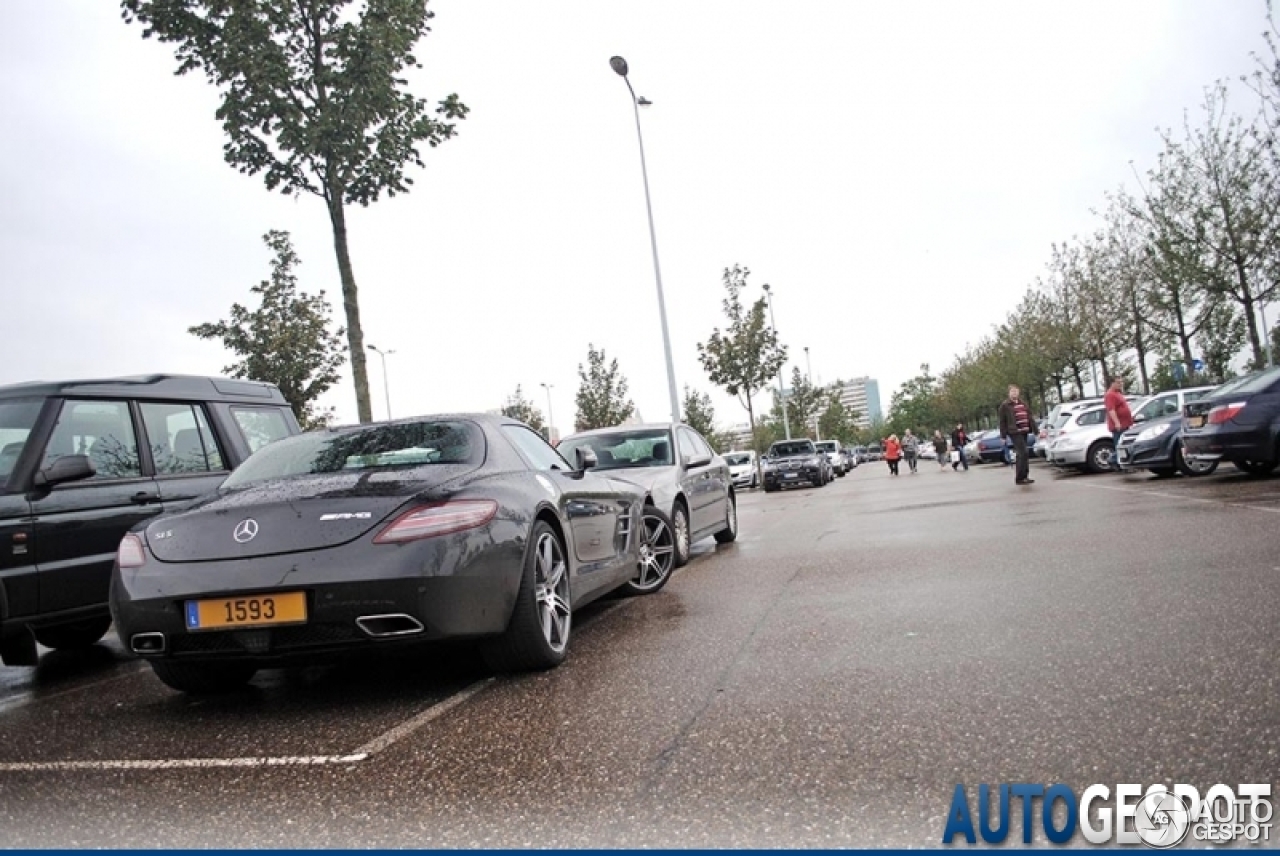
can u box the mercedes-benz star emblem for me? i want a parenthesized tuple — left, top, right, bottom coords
(232, 518, 259, 543)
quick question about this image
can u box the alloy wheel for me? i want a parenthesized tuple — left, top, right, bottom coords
(632, 511, 676, 592)
(533, 532, 570, 653)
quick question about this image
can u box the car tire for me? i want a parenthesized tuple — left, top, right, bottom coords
(149, 660, 258, 694)
(671, 501, 691, 567)
(714, 494, 738, 544)
(622, 507, 677, 596)
(1233, 459, 1279, 476)
(33, 616, 112, 650)
(1085, 440, 1114, 474)
(1175, 442, 1218, 477)
(480, 519, 570, 672)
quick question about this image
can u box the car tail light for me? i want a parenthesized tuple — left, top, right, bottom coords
(117, 534, 147, 568)
(373, 501, 498, 544)
(1207, 402, 1247, 424)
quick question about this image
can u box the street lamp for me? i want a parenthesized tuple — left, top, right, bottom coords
(762, 283, 791, 440)
(366, 344, 395, 420)
(609, 55, 680, 424)
(540, 382, 556, 442)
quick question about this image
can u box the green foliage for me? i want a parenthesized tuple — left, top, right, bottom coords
(783, 367, 826, 438)
(574, 344, 635, 431)
(888, 363, 943, 436)
(818, 392, 858, 445)
(681, 386, 732, 452)
(501, 385, 544, 432)
(121, 0, 468, 423)
(190, 230, 345, 429)
(696, 265, 788, 454)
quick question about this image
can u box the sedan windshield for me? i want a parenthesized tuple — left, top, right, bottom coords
(771, 442, 815, 457)
(724, 453, 752, 466)
(222, 420, 483, 487)
(557, 430, 674, 470)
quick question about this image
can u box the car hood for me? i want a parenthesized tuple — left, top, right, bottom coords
(143, 465, 479, 563)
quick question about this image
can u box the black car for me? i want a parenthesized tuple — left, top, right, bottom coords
(762, 439, 829, 491)
(0, 374, 301, 667)
(1116, 382, 1243, 478)
(110, 414, 670, 694)
(1182, 366, 1280, 476)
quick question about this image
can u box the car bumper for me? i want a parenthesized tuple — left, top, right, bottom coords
(762, 468, 822, 488)
(110, 519, 527, 664)
(1116, 434, 1174, 470)
(1047, 444, 1088, 466)
(1183, 424, 1274, 463)
(731, 471, 756, 487)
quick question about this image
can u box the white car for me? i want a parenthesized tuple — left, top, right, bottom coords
(813, 440, 849, 477)
(1046, 405, 1114, 472)
(723, 450, 759, 489)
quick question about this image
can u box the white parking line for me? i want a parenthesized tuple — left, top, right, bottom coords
(0, 677, 496, 773)
(1072, 480, 1280, 514)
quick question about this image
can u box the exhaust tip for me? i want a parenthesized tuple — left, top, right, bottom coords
(130, 632, 166, 655)
(355, 614, 424, 638)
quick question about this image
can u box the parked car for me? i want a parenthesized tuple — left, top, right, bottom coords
(849, 445, 867, 465)
(762, 439, 830, 491)
(1045, 405, 1114, 472)
(557, 422, 736, 568)
(864, 444, 884, 462)
(111, 414, 675, 694)
(814, 440, 849, 477)
(723, 450, 759, 489)
(976, 429, 1038, 464)
(1182, 366, 1280, 476)
(0, 374, 302, 667)
(1116, 385, 1220, 478)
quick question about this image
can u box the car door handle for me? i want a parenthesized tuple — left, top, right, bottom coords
(130, 491, 160, 505)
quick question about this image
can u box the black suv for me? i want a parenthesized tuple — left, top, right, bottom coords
(0, 374, 300, 666)
(762, 439, 830, 491)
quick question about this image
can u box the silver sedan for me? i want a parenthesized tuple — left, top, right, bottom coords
(557, 423, 738, 583)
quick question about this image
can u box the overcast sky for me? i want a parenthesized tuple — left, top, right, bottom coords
(0, 1, 1271, 431)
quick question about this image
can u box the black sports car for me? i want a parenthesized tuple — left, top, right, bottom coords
(110, 414, 677, 694)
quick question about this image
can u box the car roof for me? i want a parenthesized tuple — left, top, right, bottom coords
(561, 422, 682, 440)
(0, 373, 289, 404)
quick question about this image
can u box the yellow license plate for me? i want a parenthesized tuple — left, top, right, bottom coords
(185, 592, 307, 631)
(1187, 415, 1206, 429)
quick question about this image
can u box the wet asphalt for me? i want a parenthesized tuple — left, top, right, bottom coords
(0, 457, 1277, 847)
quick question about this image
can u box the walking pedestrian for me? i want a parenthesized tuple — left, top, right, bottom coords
(1104, 376, 1134, 472)
(950, 423, 970, 471)
(884, 434, 902, 476)
(902, 429, 920, 473)
(932, 430, 948, 470)
(998, 384, 1038, 485)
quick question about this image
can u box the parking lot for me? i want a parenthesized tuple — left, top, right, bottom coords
(1, 457, 1277, 847)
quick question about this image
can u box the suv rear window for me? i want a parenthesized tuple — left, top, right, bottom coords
(232, 407, 293, 454)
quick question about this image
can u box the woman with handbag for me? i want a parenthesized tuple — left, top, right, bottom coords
(884, 435, 902, 476)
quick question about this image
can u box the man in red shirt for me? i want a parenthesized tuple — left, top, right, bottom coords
(1104, 376, 1134, 472)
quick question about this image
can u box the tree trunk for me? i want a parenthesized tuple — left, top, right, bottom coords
(744, 391, 762, 485)
(1234, 255, 1264, 368)
(1128, 282, 1150, 394)
(325, 188, 373, 423)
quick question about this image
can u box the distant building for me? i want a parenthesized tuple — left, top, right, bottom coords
(828, 376, 881, 429)
(725, 423, 755, 451)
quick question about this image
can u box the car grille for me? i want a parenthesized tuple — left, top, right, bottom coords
(169, 623, 364, 657)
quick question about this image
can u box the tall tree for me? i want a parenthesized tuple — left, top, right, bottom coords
(190, 230, 345, 429)
(501, 385, 544, 433)
(696, 265, 788, 459)
(574, 344, 635, 431)
(681, 386, 732, 452)
(818, 392, 858, 445)
(783, 367, 826, 438)
(122, 0, 469, 423)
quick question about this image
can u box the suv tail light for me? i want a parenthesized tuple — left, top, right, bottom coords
(373, 501, 498, 544)
(1207, 402, 1247, 424)
(117, 534, 147, 568)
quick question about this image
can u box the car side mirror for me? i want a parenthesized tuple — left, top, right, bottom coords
(32, 454, 96, 488)
(687, 453, 712, 469)
(575, 447, 598, 471)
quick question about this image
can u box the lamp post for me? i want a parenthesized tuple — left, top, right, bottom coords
(762, 283, 791, 440)
(805, 346, 820, 440)
(366, 345, 395, 421)
(609, 55, 680, 425)
(540, 382, 556, 442)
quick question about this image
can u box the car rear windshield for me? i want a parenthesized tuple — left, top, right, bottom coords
(724, 453, 752, 466)
(557, 429, 674, 470)
(771, 442, 815, 456)
(0, 398, 43, 484)
(1220, 366, 1280, 396)
(814, 442, 837, 452)
(222, 420, 483, 487)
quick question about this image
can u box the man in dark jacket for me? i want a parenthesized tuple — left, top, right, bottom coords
(998, 384, 1038, 485)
